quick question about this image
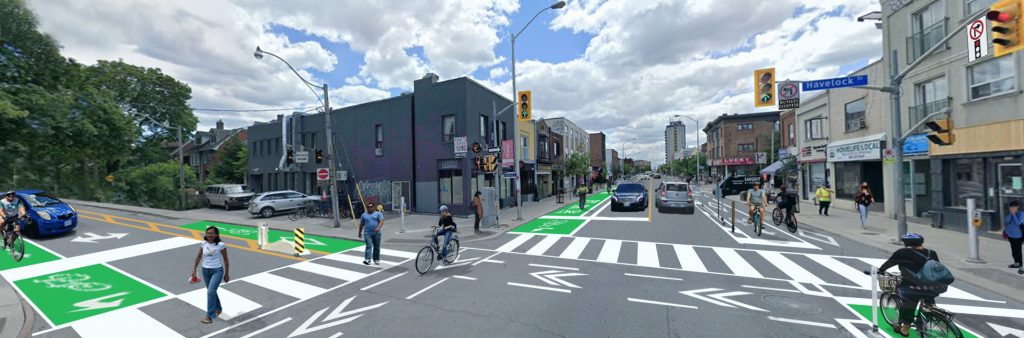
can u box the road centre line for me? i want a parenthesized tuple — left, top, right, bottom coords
(239, 317, 292, 338)
(507, 282, 571, 294)
(360, 272, 408, 291)
(529, 263, 579, 271)
(626, 298, 698, 309)
(624, 273, 683, 281)
(766, 316, 836, 329)
(452, 275, 477, 281)
(407, 278, 450, 300)
(568, 196, 612, 237)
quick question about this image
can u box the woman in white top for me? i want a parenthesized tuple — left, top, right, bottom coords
(192, 226, 230, 324)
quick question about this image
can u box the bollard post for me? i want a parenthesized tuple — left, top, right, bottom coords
(293, 228, 306, 256)
(258, 222, 268, 249)
(399, 197, 406, 234)
(870, 267, 879, 334)
(966, 198, 986, 264)
(731, 201, 735, 233)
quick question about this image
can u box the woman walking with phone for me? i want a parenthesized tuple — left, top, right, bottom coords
(855, 182, 875, 229)
(193, 226, 230, 324)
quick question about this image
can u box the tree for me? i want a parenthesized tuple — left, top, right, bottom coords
(112, 161, 198, 209)
(209, 138, 247, 184)
(564, 152, 590, 186)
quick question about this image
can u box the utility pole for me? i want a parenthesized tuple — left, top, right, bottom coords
(322, 83, 342, 228)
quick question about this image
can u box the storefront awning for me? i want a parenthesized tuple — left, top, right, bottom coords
(826, 132, 886, 148)
(760, 160, 785, 175)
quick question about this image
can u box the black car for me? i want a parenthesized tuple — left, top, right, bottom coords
(611, 183, 648, 211)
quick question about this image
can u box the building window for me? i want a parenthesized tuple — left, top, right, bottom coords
(968, 56, 1016, 100)
(912, 76, 948, 126)
(737, 123, 753, 130)
(480, 115, 490, 145)
(966, 0, 998, 15)
(521, 134, 529, 159)
(375, 124, 383, 155)
(498, 121, 507, 144)
(442, 115, 455, 143)
(950, 158, 986, 208)
(439, 169, 463, 205)
(737, 144, 755, 152)
(805, 118, 825, 140)
(844, 98, 866, 132)
(787, 123, 794, 144)
(553, 142, 561, 158)
(908, 1, 946, 62)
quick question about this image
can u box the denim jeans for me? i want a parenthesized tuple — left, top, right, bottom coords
(201, 267, 224, 319)
(897, 286, 936, 325)
(434, 228, 454, 257)
(858, 204, 869, 226)
(364, 232, 381, 262)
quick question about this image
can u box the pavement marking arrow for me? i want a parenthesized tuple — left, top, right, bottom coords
(798, 229, 840, 247)
(288, 295, 387, 337)
(530, 270, 587, 288)
(989, 322, 1024, 337)
(681, 288, 767, 312)
(69, 291, 130, 312)
(71, 232, 129, 244)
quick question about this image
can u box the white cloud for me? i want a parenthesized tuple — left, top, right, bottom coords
(489, 66, 509, 79)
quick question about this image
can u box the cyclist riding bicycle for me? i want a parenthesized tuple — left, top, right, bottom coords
(775, 185, 797, 222)
(434, 205, 457, 260)
(745, 182, 766, 224)
(878, 233, 947, 337)
(0, 191, 25, 243)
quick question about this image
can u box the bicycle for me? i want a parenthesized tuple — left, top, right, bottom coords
(772, 205, 798, 233)
(415, 228, 460, 274)
(749, 204, 764, 236)
(1, 215, 25, 262)
(870, 271, 963, 338)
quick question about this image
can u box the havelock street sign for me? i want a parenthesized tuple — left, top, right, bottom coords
(801, 75, 868, 91)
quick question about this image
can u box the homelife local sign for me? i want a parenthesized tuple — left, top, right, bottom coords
(827, 140, 881, 162)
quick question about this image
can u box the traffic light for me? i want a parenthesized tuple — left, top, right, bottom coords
(989, 0, 1024, 57)
(286, 149, 295, 164)
(315, 149, 323, 164)
(753, 68, 775, 108)
(924, 118, 954, 146)
(517, 90, 532, 122)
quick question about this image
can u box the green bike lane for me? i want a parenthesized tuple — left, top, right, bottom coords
(510, 191, 612, 235)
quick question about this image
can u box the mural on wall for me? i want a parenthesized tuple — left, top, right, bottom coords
(358, 179, 393, 207)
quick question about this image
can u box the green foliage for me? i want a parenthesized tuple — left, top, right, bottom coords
(564, 152, 590, 179)
(111, 161, 198, 209)
(209, 138, 247, 184)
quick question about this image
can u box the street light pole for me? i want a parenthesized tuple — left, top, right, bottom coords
(255, 46, 341, 228)
(509, 1, 565, 221)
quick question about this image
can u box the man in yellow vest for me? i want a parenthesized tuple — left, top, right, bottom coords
(815, 183, 834, 216)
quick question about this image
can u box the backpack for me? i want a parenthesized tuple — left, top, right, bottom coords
(909, 250, 954, 287)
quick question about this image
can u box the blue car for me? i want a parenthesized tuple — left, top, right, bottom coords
(13, 190, 78, 238)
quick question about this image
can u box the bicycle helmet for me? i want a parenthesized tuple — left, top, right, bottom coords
(900, 232, 924, 247)
(438, 205, 448, 213)
(2, 191, 13, 197)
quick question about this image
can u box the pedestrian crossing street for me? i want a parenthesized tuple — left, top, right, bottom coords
(62, 247, 416, 337)
(492, 234, 992, 303)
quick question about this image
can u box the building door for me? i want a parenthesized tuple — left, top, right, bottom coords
(999, 163, 1023, 229)
(392, 181, 411, 211)
(862, 161, 884, 211)
(912, 160, 931, 217)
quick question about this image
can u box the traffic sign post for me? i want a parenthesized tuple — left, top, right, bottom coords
(755, 152, 767, 164)
(967, 16, 988, 62)
(317, 168, 330, 181)
(777, 81, 800, 109)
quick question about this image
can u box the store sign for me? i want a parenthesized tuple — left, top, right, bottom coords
(800, 145, 827, 158)
(501, 140, 514, 167)
(903, 133, 929, 156)
(712, 158, 754, 166)
(828, 140, 881, 162)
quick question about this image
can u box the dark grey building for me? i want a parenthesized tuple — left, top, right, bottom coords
(247, 74, 514, 216)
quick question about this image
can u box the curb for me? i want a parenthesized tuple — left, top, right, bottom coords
(66, 199, 184, 221)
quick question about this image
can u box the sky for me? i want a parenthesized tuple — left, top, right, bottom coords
(28, 0, 883, 166)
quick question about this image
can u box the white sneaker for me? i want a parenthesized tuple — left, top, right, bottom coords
(373, 260, 380, 265)
(363, 260, 370, 265)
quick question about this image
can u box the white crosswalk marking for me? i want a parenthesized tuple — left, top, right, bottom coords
(497, 234, 535, 252)
(243, 272, 327, 300)
(559, 237, 591, 259)
(713, 247, 762, 278)
(806, 254, 871, 289)
(672, 244, 707, 272)
(596, 239, 622, 263)
(290, 261, 368, 282)
(526, 236, 561, 255)
(758, 251, 827, 285)
(322, 253, 400, 266)
(72, 308, 184, 338)
(178, 287, 262, 320)
(636, 242, 660, 267)
(379, 248, 418, 259)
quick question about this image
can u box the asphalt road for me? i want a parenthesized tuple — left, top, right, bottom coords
(1, 178, 1022, 337)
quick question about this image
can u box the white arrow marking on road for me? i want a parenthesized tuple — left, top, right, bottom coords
(989, 323, 1024, 337)
(681, 288, 767, 312)
(531, 270, 587, 288)
(70, 291, 130, 312)
(798, 229, 840, 247)
(71, 233, 129, 243)
(288, 295, 387, 337)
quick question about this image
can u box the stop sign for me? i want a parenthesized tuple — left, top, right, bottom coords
(316, 168, 330, 181)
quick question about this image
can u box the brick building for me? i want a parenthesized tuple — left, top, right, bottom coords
(703, 111, 780, 179)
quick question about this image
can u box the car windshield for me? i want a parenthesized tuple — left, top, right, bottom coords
(24, 193, 62, 207)
(616, 184, 644, 193)
(666, 184, 688, 192)
(224, 186, 246, 194)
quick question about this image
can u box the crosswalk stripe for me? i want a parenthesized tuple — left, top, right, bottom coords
(322, 253, 400, 266)
(177, 287, 262, 320)
(713, 247, 763, 278)
(806, 254, 871, 289)
(496, 234, 535, 252)
(559, 237, 591, 259)
(243, 272, 326, 300)
(379, 248, 417, 259)
(758, 251, 827, 285)
(72, 308, 184, 338)
(596, 239, 622, 263)
(672, 244, 707, 272)
(526, 236, 561, 255)
(291, 261, 368, 282)
(636, 242, 660, 267)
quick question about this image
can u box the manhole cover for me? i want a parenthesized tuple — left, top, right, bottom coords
(761, 294, 823, 315)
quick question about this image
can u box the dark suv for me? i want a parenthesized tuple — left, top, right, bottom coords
(611, 183, 648, 211)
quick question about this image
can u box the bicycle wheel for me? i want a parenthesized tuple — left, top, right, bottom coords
(415, 246, 435, 274)
(288, 210, 301, 221)
(919, 313, 963, 338)
(443, 239, 460, 264)
(772, 208, 783, 226)
(786, 214, 798, 233)
(10, 232, 24, 262)
(754, 212, 762, 236)
(879, 293, 901, 329)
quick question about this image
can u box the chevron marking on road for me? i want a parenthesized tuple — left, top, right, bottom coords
(530, 270, 587, 289)
(288, 295, 387, 337)
(681, 288, 767, 312)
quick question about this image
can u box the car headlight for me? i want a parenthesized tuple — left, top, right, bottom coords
(636, 195, 643, 202)
(611, 195, 618, 201)
(69, 205, 77, 214)
(36, 210, 52, 220)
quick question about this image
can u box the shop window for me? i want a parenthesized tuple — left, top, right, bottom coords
(439, 169, 463, 205)
(950, 158, 986, 208)
(834, 162, 861, 200)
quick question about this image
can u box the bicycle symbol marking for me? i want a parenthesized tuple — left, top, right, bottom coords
(221, 228, 256, 236)
(33, 273, 113, 292)
(531, 219, 567, 232)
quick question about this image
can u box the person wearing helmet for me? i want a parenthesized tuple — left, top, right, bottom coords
(434, 205, 457, 260)
(877, 233, 943, 336)
(0, 191, 25, 245)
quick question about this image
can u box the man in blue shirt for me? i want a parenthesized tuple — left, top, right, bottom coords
(1005, 200, 1023, 274)
(358, 202, 384, 265)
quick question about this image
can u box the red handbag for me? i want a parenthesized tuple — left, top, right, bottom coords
(189, 271, 200, 284)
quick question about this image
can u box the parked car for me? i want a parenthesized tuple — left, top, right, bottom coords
(653, 174, 661, 179)
(656, 182, 694, 214)
(611, 183, 648, 211)
(714, 175, 763, 196)
(203, 184, 255, 210)
(14, 190, 77, 238)
(248, 190, 319, 218)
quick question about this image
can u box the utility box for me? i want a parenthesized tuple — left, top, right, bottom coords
(480, 187, 498, 227)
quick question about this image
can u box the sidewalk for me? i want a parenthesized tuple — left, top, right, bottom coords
(718, 192, 1024, 301)
(66, 195, 572, 245)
